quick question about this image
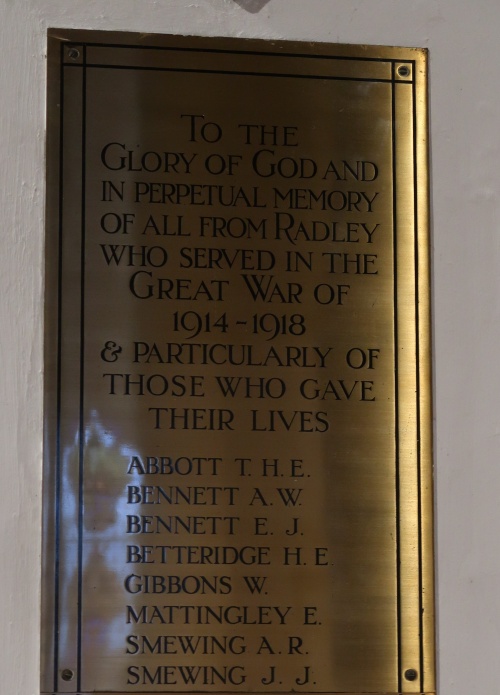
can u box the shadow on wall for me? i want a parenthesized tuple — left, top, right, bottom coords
(233, 0, 272, 13)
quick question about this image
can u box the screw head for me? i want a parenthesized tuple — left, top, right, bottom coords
(61, 669, 74, 682)
(398, 65, 410, 78)
(404, 668, 418, 681)
(67, 47, 80, 60)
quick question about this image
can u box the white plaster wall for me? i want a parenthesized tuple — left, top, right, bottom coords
(1, 1, 499, 693)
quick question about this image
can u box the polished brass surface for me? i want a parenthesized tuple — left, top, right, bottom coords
(43, 30, 434, 695)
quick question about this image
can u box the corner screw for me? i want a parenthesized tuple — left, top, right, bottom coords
(61, 669, 74, 682)
(67, 48, 80, 61)
(404, 668, 418, 681)
(398, 65, 410, 78)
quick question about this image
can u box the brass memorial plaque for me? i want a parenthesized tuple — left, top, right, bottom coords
(43, 30, 434, 695)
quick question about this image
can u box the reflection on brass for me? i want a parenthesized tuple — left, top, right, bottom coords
(43, 30, 435, 695)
